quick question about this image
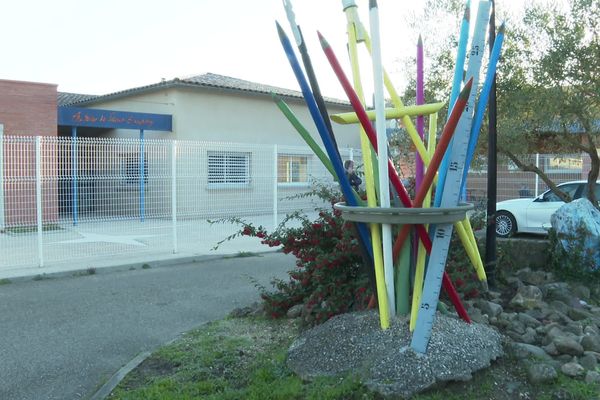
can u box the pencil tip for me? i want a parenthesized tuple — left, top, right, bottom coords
(317, 31, 329, 48)
(369, 0, 377, 9)
(418, 34, 422, 45)
(276, 21, 286, 40)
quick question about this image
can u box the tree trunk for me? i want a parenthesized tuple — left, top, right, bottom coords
(500, 148, 572, 202)
(584, 133, 600, 210)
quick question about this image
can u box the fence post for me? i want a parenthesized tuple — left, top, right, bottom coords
(171, 141, 178, 254)
(273, 145, 278, 230)
(71, 127, 78, 226)
(535, 153, 540, 197)
(36, 137, 44, 267)
(0, 124, 4, 230)
(349, 147, 354, 161)
(140, 129, 145, 222)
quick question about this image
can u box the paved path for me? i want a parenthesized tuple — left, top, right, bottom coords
(0, 252, 293, 400)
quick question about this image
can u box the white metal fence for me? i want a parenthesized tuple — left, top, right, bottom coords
(0, 135, 360, 272)
(0, 133, 591, 273)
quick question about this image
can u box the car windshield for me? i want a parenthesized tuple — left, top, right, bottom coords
(543, 183, 580, 202)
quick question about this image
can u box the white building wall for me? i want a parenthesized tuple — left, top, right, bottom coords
(82, 86, 362, 149)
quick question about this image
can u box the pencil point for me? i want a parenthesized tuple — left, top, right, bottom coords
(459, 77, 474, 99)
(464, 3, 470, 22)
(418, 34, 422, 46)
(276, 21, 285, 39)
(369, 0, 377, 10)
(317, 31, 329, 49)
(498, 22, 506, 35)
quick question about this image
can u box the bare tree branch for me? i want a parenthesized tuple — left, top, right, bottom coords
(500, 147, 572, 202)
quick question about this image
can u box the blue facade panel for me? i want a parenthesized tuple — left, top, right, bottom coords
(58, 107, 172, 131)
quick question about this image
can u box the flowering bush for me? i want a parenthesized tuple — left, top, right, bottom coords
(215, 187, 372, 326)
(444, 225, 484, 300)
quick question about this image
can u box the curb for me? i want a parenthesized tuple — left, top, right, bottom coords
(1, 250, 279, 284)
(89, 351, 152, 400)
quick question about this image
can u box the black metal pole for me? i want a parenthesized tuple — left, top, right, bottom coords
(485, 0, 498, 289)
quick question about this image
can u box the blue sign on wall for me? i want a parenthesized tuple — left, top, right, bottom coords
(58, 107, 172, 131)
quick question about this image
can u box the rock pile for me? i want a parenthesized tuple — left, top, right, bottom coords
(286, 310, 503, 398)
(466, 267, 600, 385)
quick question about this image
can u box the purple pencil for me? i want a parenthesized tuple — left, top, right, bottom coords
(415, 34, 424, 193)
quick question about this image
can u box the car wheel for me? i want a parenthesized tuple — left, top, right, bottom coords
(495, 211, 516, 238)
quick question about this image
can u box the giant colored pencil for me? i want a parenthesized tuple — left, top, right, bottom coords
(457, 23, 506, 285)
(416, 34, 425, 194)
(282, 0, 342, 161)
(392, 79, 474, 260)
(435, 0, 472, 209)
(272, 93, 367, 205)
(340, 0, 482, 291)
(342, 1, 388, 329)
(321, 31, 470, 323)
(449, 2, 471, 118)
(320, 32, 422, 245)
(346, 11, 429, 167)
(345, 7, 484, 278)
(460, 22, 505, 196)
(410, 112, 439, 330)
(412, 2, 491, 354)
(331, 102, 445, 124)
(272, 93, 336, 179)
(276, 21, 384, 323)
(369, 0, 395, 317)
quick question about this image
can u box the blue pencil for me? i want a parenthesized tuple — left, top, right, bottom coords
(460, 23, 505, 195)
(436, 0, 471, 207)
(275, 21, 374, 261)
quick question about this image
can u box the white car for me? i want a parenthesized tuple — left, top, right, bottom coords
(495, 180, 600, 238)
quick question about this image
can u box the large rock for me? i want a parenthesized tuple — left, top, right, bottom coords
(526, 363, 558, 384)
(581, 335, 600, 353)
(551, 198, 600, 270)
(286, 310, 503, 398)
(561, 362, 586, 378)
(508, 342, 552, 360)
(553, 336, 584, 356)
(586, 370, 600, 384)
(475, 299, 504, 318)
(509, 286, 544, 310)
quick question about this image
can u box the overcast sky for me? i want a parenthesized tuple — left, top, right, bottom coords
(1, 0, 527, 99)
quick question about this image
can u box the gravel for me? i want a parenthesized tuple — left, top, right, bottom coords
(287, 310, 503, 398)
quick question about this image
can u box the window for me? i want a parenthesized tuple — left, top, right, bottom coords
(543, 183, 580, 202)
(208, 151, 250, 185)
(120, 154, 148, 186)
(278, 155, 309, 184)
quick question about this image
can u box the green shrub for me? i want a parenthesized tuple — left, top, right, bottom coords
(547, 226, 600, 285)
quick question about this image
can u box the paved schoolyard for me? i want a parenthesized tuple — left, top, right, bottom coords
(0, 211, 318, 281)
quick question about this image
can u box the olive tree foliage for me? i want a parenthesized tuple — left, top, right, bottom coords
(498, 0, 599, 206)
(396, 0, 600, 207)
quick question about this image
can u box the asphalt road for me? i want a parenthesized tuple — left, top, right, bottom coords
(0, 252, 293, 400)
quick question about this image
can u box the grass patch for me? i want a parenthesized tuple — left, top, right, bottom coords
(224, 251, 262, 259)
(141, 264, 151, 269)
(32, 274, 50, 281)
(73, 267, 96, 277)
(1, 224, 63, 234)
(0, 278, 12, 285)
(109, 317, 373, 400)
